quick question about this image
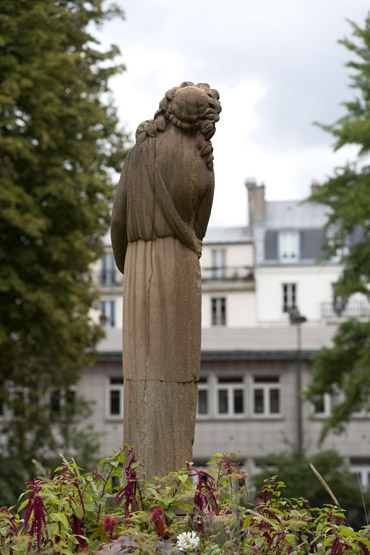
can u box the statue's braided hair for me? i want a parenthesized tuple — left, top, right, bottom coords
(135, 81, 221, 171)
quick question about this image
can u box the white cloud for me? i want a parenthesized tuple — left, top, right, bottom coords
(110, 47, 188, 134)
(99, 0, 370, 227)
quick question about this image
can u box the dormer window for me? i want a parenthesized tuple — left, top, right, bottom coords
(278, 232, 299, 262)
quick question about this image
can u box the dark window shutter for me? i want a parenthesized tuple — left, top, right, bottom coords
(265, 230, 277, 260)
(301, 230, 326, 259)
(351, 226, 364, 245)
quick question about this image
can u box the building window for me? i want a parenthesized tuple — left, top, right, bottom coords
(282, 283, 296, 313)
(107, 377, 124, 418)
(216, 376, 245, 416)
(278, 232, 299, 262)
(312, 388, 342, 417)
(211, 249, 226, 279)
(197, 377, 209, 416)
(50, 389, 61, 413)
(312, 393, 332, 416)
(352, 400, 370, 417)
(101, 300, 116, 327)
(211, 297, 226, 326)
(49, 387, 76, 413)
(65, 387, 76, 406)
(252, 376, 281, 416)
(101, 253, 117, 285)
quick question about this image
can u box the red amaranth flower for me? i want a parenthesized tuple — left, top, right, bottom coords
(102, 517, 118, 535)
(113, 449, 141, 517)
(23, 481, 50, 552)
(150, 508, 164, 521)
(150, 507, 166, 538)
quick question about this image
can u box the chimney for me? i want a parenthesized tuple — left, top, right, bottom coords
(246, 179, 266, 232)
(310, 180, 321, 196)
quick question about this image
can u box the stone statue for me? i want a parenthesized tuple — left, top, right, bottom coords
(111, 82, 221, 479)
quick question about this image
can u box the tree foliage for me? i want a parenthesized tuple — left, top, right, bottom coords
(305, 14, 370, 439)
(253, 449, 370, 529)
(0, 0, 129, 502)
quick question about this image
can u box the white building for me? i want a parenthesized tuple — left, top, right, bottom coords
(246, 180, 368, 326)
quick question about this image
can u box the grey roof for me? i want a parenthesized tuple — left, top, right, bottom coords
(265, 201, 330, 229)
(203, 226, 252, 244)
(98, 326, 335, 355)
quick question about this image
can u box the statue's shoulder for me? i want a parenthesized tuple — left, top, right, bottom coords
(135, 119, 157, 143)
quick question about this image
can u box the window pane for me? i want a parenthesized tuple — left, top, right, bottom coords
(65, 389, 75, 405)
(234, 389, 244, 413)
(270, 389, 280, 413)
(279, 232, 299, 261)
(313, 395, 325, 414)
(218, 377, 243, 383)
(218, 389, 228, 414)
(212, 298, 226, 326)
(101, 255, 107, 285)
(110, 254, 116, 285)
(353, 401, 363, 413)
(198, 390, 208, 415)
(110, 377, 123, 385)
(254, 376, 279, 383)
(110, 301, 115, 327)
(254, 389, 264, 414)
(110, 390, 121, 415)
(50, 390, 60, 413)
(283, 283, 296, 312)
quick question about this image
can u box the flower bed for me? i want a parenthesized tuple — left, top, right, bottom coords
(1, 448, 369, 553)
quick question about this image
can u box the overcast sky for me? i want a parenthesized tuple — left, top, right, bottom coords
(98, 0, 369, 227)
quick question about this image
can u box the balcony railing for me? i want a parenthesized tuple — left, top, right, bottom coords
(96, 272, 123, 287)
(321, 301, 370, 319)
(201, 265, 254, 282)
(96, 266, 254, 286)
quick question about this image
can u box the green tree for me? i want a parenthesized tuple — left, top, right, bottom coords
(253, 449, 370, 529)
(305, 14, 370, 440)
(0, 0, 129, 504)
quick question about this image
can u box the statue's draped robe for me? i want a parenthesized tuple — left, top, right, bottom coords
(111, 125, 214, 478)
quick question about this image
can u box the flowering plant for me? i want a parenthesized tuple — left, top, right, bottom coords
(0, 448, 370, 554)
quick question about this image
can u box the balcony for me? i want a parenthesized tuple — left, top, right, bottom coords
(321, 301, 370, 320)
(97, 271, 123, 289)
(201, 265, 255, 293)
(201, 265, 254, 282)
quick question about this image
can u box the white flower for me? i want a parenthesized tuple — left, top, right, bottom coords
(176, 531, 200, 552)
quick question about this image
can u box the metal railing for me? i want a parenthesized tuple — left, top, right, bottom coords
(321, 301, 370, 319)
(201, 265, 254, 282)
(95, 266, 255, 286)
(96, 272, 123, 287)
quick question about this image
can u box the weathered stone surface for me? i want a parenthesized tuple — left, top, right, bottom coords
(111, 82, 221, 478)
